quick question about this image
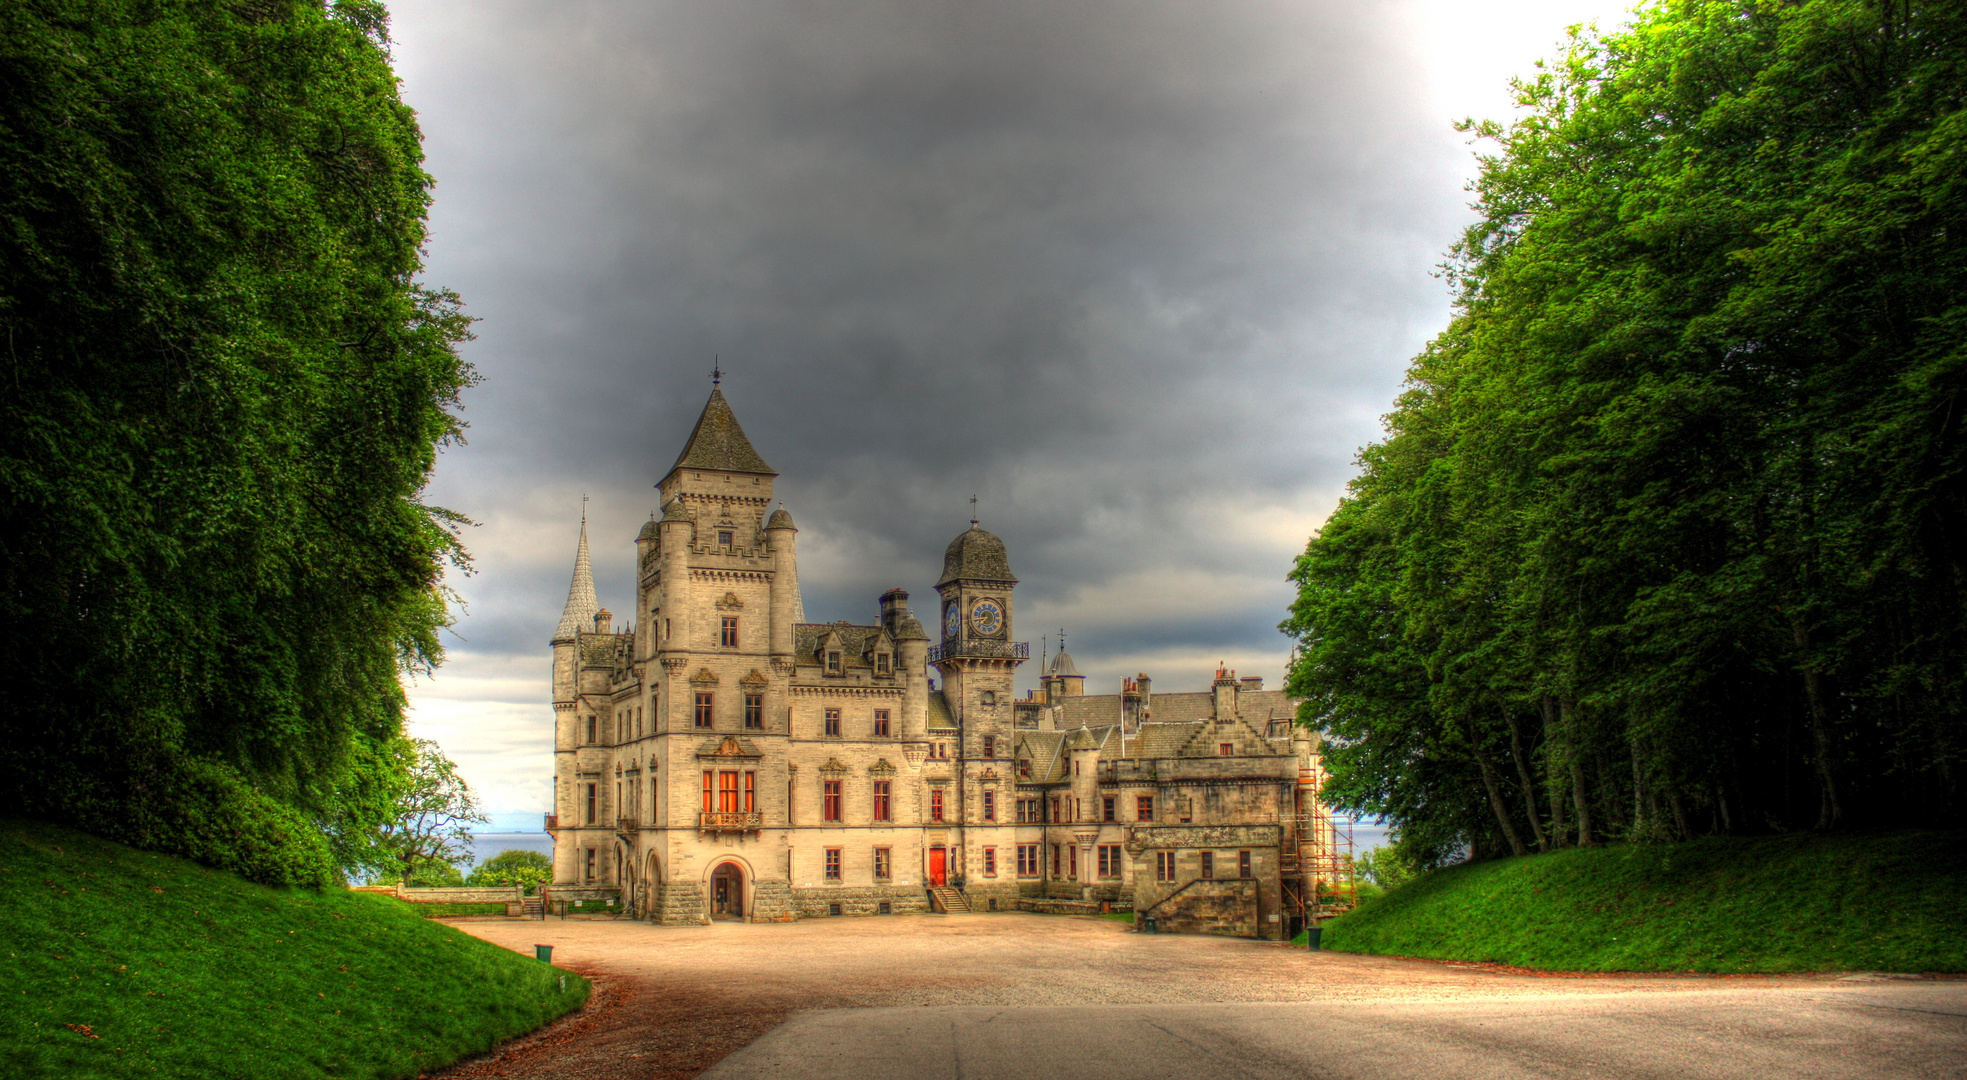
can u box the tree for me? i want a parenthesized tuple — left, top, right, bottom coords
(0, 0, 474, 883)
(467, 850, 552, 892)
(374, 740, 484, 887)
(1285, 0, 1967, 857)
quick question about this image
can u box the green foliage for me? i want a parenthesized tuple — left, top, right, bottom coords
(1284, 0, 1967, 856)
(372, 740, 483, 885)
(1353, 844, 1422, 891)
(467, 850, 551, 891)
(0, 819, 587, 1079)
(406, 901, 508, 918)
(1321, 831, 1967, 973)
(406, 856, 465, 888)
(0, 1, 475, 879)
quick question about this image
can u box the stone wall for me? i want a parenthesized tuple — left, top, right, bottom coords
(788, 885, 933, 918)
(1142, 879, 1259, 938)
(1016, 898, 1103, 916)
(375, 885, 526, 905)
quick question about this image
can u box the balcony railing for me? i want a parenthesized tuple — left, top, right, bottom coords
(927, 640, 1029, 663)
(543, 814, 559, 831)
(698, 811, 762, 832)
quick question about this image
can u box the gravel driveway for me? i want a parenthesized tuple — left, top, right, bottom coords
(431, 912, 1946, 1079)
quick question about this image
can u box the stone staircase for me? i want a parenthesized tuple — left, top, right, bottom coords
(521, 896, 544, 919)
(928, 886, 971, 914)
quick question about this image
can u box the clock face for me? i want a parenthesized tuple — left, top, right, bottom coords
(970, 598, 1004, 637)
(943, 604, 961, 639)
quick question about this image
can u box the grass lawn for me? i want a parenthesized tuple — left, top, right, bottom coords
(0, 819, 588, 1079)
(1100, 911, 1135, 924)
(1318, 830, 1967, 973)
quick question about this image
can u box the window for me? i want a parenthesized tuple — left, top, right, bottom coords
(1103, 796, 1116, 822)
(982, 789, 996, 821)
(695, 691, 714, 728)
(828, 902, 843, 915)
(824, 848, 841, 881)
(719, 771, 741, 813)
(930, 787, 946, 821)
(585, 848, 596, 882)
(1018, 798, 1038, 823)
(824, 708, 840, 737)
(1049, 797, 1060, 822)
(873, 709, 890, 737)
(981, 690, 995, 705)
(873, 780, 891, 821)
(1067, 845, 1077, 880)
(1179, 797, 1193, 824)
(1239, 850, 1252, 878)
(744, 693, 763, 729)
(1156, 851, 1176, 882)
(878, 901, 892, 914)
(745, 771, 756, 813)
(823, 780, 842, 822)
(1018, 758, 1031, 778)
(876, 652, 890, 675)
(874, 847, 892, 879)
(585, 783, 597, 825)
(1017, 844, 1040, 876)
(1073, 758, 1080, 776)
(721, 616, 739, 647)
(1051, 844, 1061, 877)
(1219, 742, 1234, 756)
(983, 847, 997, 876)
(1137, 795, 1154, 822)
(701, 771, 712, 813)
(718, 529, 733, 547)
(826, 651, 841, 673)
(1201, 851, 1215, 879)
(1098, 844, 1122, 877)
(982, 735, 995, 758)
(586, 716, 596, 743)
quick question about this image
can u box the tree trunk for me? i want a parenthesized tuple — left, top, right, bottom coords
(1715, 782, 1733, 835)
(1563, 696, 1593, 846)
(1542, 696, 1568, 847)
(1467, 716, 1528, 857)
(1504, 707, 1549, 851)
(1788, 614, 1844, 829)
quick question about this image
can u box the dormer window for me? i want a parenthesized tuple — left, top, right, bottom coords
(717, 529, 733, 547)
(875, 652, 890, 675)
(826, 651, 841, 673)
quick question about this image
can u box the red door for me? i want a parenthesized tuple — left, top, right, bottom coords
(929, 848, 947, 887)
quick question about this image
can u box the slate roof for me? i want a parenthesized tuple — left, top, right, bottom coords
(766, 505, 796, 530)
(552, 516, 599, 641)
(926, 691, 956, 731)
(1048, 650, 1082, 677)
(668, 388, 775, 477)
(1018, 731, 1068, 782)
(937, 524, 1016, 585)
(793, 623, 888, 668)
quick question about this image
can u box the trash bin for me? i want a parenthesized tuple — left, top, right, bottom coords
(1305, 927, 1322, 951)
(1142, 915, 1157, 934)
(534, 944, 554, 963)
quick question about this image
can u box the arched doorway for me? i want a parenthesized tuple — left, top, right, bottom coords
(710, 862, 745, 920)
(644, 853, 661, 921)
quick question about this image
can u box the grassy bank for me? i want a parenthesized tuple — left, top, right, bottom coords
(1319, 830, 1967, 973)
(0, 819, 588, 1079)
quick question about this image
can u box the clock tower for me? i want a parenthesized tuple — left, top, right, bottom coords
(932, 517, 1026, 906)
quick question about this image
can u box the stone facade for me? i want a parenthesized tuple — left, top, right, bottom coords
(544, 386, 1344, 940)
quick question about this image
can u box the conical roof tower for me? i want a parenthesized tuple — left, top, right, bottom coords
(552, 511, 599, 642)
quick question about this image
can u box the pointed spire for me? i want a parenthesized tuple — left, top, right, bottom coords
(665, 387, 775, 479)
(552, 507, 600, 642)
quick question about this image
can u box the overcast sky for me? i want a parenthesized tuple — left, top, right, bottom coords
(389, 0, 1639, 830)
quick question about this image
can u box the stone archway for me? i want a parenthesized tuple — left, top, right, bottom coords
(709, 861, 746, 921)
(643, 852, 661, 921)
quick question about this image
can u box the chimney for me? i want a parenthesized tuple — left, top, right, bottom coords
(1240, 675, 1263, 693)
(879, 588, 910, 635)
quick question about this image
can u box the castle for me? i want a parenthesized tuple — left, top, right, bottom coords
(545, 386, 1345, 938)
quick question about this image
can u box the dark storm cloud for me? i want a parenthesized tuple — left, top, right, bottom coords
(390, 0, 1469, 728)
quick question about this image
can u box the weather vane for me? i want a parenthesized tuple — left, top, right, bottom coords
(1059, 627, 1067, 652)
(711, 355, 722, 386)
(969, 494, 979, 526)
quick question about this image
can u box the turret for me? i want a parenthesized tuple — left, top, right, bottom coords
(884, 589, 930, 734)
(658, 498, 693, 651)
(765, 504, 798, 659)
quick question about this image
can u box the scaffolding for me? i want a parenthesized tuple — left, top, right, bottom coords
(1281, 753, 1355, 933)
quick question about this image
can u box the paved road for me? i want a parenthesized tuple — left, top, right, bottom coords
(703, 982, 1967, 1080)
(439, 914, 1965, 1079)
